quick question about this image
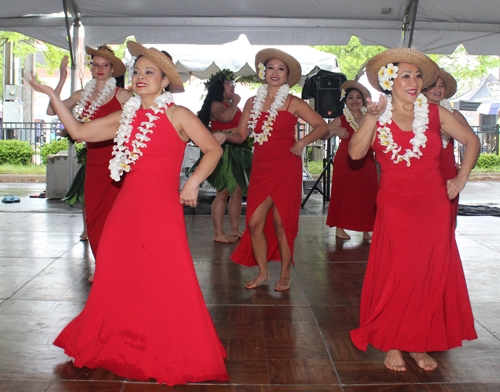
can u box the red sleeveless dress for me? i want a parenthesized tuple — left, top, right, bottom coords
(440, 136, 459, 220)
(83, 88, 122, 256)
(211, 103, 242, 132)
(54, 103, 229, 385)
(231, 97, 301, 266)
(326, 115, 378, 231)
(351, 104, 476, 353)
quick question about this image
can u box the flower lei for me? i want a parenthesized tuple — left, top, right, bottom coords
(343, 107, 366, 132)
(72, 78, 116, 123)
(248, 83, 290, 145)
(109, 92, 174, 181)
(378, 63, 398, 91)
(440, 99, 453, 148)
(376, 93, 429, 167)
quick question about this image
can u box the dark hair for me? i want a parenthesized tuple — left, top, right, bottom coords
(115, 74, 125, 88)
(342, 88, 366, 106)
(198, 79, 225, 128)
(133, 50, 173, 92)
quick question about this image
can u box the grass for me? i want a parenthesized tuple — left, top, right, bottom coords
(0, 163, 46, 175)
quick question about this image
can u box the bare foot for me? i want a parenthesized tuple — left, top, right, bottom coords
(88, 273, 94, 283)
(213, 233, 238, 243)
(410, 352, 437, 371)
(230, 229, 243, 239)
(80, 230, 88, 241)
(384, 350, 406, 371)
(363, 232, 372, 240)
(275, 277, 291, 291)
(336, 228, 351, 240)
(245, 272, 270, 289)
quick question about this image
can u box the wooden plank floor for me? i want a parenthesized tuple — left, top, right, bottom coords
(0, 212, 499, 391)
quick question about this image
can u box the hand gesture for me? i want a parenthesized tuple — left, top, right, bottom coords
(180, 180, 199, 208)
(365, 96, 387, 118)
(213, 132, 227, 145)
(23, 73, 55, 97)
(446, 176, 466, 200)
(59, 55, 69, 81)
(290, 140, 305, 156)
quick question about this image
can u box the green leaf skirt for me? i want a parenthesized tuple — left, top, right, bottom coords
(62, 164, 86, 207)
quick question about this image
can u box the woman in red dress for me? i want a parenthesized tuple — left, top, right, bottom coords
(423, 69, 469, 221)
(28, 41, 228, 385)
(215, 49, 328, 291)
(197, 69, 252, 243)
(349, 48, 479, 372)
(324, 80, 378, 240)
(47, 46, 133, 282)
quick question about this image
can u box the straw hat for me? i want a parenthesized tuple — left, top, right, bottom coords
(255, 48, 302, 88)
(126, 41, 184, 93)
(85, 45, 126, 77)
(436, 69, 457, 99)
(341, 80, 371, 101)
(366, 47, 439, 92)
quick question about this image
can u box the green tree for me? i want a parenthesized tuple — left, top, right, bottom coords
(1, 31, 69, 100)
(313, 36, 387, 80)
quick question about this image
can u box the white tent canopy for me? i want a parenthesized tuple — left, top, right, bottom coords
(135, 34, 340, 83)
(1, 0, 500, 55)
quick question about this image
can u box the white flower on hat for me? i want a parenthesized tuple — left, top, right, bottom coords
(378, 63, 398, 92)
(258, 63, 266, 80)
(85, 54, 92, 69)
(340, 89, 346, 101)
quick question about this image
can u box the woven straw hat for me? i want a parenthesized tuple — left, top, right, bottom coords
(341, 80, 371, 101)
(366, 47, 439, 92)
(436, 69, 457, 99)
(85, 45, 126, 77)
(126, 41, 184, 93)
(255, 48, 302, 88)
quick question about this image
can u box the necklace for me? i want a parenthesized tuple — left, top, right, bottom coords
(109, 92, 174, 181)
(73, 78, 117, 123)
(248, 84, 290, 145)
(376, 94, 429, 167)
(343, 107, 365, 131)
(440, 99, 453, 148)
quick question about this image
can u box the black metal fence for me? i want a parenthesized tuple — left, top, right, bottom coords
(0, 121, 64, 164)
(472, 124, 499, 155)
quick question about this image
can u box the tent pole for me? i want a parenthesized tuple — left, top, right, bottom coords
(403, 0, 420, 48)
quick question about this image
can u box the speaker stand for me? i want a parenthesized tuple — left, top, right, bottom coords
(301, 137, 335, 208)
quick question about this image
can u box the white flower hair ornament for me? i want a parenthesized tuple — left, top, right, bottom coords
(85, 54, 92, 69)
(378, 63, 399, 92)
(258, 63, 266, 80)
(340, 89, 346, 101)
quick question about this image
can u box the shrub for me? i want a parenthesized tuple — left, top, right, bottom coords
(475, 153, 500, 169)
(39, 138, 85, 163)
(0, 140, 34, 165)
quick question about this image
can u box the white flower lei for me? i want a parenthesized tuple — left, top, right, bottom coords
(72, 78, 116, 123)
(248, 83, 290, 145)
(440, 99, 454, 148)
(376, 93, 429, 167)
(109, 92, 174, 181)
(343, 107, 364, 132)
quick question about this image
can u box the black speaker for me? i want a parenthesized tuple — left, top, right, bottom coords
(302, 70, 347, 118)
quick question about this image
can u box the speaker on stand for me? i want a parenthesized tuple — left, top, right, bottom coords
(301, 70, 347, 207)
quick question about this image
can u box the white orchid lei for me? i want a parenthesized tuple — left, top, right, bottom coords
(248, 83, 290, 145)
(72, 78, 116, 123)
(376, 93, 429, 167)
(440, 99, 454, 148)
(378, 63, 398, 92)
(109, 92, 174, 181)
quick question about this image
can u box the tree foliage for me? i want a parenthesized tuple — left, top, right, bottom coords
(313, 36, 387, 80)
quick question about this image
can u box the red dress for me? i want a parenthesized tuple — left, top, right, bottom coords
(54, 104, 229, 385)
(326, 115, 378, 231)
(440, 136, 459, 219)
(231, 98, 301, 265)
(211, 104, 242, 132)
(83, 88, 122, 255)
(351, 104, 477, 353)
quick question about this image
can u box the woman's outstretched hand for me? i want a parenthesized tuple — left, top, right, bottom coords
(59, 55, 69, 81)
(24, 73, 55, 97)
(365, 96, 387, 117)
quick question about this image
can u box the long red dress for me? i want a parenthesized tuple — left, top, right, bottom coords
(54, 104, 229, 385)
(440, 136, 459, 219)
(83, 88, 122, 255)
(231, 98, 301, 266)
(351, 104, 477, 353)
(326, 115, 378, 231)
